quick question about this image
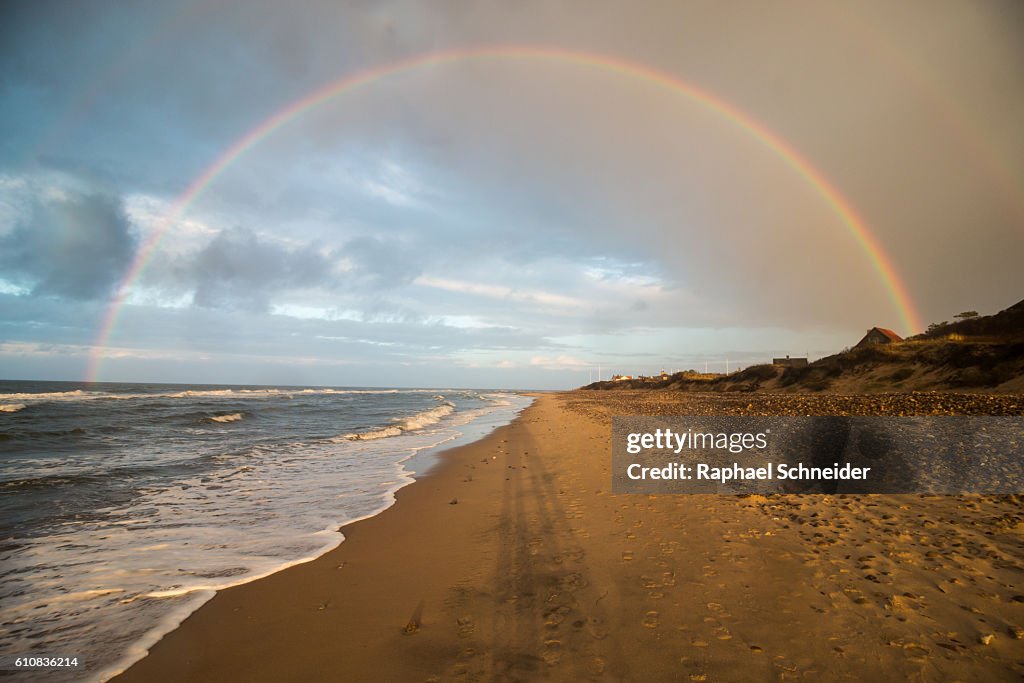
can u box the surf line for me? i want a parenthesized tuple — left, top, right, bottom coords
(86, 45, 924, 382)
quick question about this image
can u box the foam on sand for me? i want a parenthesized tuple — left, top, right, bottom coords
(0, 403, 26, 412)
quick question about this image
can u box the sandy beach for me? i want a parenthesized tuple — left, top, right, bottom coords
(118, 392, 1024, 681)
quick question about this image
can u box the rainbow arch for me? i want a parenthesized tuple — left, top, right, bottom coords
(86, 45, 923, 382)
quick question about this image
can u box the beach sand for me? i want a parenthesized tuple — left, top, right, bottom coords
(118, 392, 1024, 681)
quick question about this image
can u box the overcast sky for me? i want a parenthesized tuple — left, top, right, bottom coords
(1, 0, 1022, 389)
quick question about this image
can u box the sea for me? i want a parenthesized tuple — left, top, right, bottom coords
(0, 380, 532, 681)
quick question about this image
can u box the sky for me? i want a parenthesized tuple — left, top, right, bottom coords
(1, 0, 1022, 389)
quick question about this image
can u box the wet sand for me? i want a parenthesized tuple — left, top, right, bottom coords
(118, 392, 1024, 681)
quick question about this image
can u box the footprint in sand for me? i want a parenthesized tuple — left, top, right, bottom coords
(456, 616, 475, 638)
(544, 604, 571, 629)
(641, 575, 661, 589)
(643, 610, 659, 628)
(542, 640, 562, 665)
(558, 572, 586, 591)
(587, 617, 609, 640)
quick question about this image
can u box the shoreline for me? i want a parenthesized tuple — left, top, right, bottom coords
(113, 395, 542, 681)
(98, 393, 534, 682)
(116, 392, 1024, 681)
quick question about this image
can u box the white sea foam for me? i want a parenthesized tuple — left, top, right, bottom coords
(0, 390, 89, 400)
(341, 402, 455, 440)
(0, 403, 26, 412)
(343, 426, 403, 440)
(168, 388, 405, 399)
(0, 387, 415, 404)
(208, 413, 243, 423)
(93, 591, 215, 683)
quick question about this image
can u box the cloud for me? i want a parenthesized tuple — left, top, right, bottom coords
(339, 234, 423, 290)
(190, 228, 332, 311)
(3, 2, 1024, 388)
(414, 275, 587, 311)
(0, 178, 136, 300)
(529, 354, 590, 370)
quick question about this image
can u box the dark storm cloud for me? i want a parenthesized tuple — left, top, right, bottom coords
(137, 228, 426, 310)
(0, 186, 136, 300)
(190, 229, 331, 312)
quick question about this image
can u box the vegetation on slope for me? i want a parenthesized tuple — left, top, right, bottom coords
(583, 299, 1024, 394)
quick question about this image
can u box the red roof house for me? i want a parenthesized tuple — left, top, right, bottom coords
(855, 327, 903, 347)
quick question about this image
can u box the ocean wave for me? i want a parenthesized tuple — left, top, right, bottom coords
(2, 471, 106, 491)
(0, 387, 446, 406)
(167, 388, 406, 399)
(2, 426, 90, 441)
(208, 413, 244, 423)
(171, 390, 247, 398)
(0, 390, 89, 401)
(341, 402, 455, 441)
(0, 403, 26, 412)
(344, 426, 402, 441)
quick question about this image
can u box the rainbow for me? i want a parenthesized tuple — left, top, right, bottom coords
(86, 45, 923, 382)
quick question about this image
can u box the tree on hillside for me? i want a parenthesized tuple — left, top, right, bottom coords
(926, 321, 950, 335)
(954, 311, 979, 320)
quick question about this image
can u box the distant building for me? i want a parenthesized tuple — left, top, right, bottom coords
(772, 355, 808, 368)
(855, 327, 903, 347)
(611, 374, 633, 381)
(660, 369, 669, 379)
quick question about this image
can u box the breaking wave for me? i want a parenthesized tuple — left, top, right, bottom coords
(341, 403, 455, 441)
(0, 390, 88, 401)
(168, 388, 402, 399)
(208, 413, 244, 423)
(0, 403, 26, 413)
(0, 387, 456, 406)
